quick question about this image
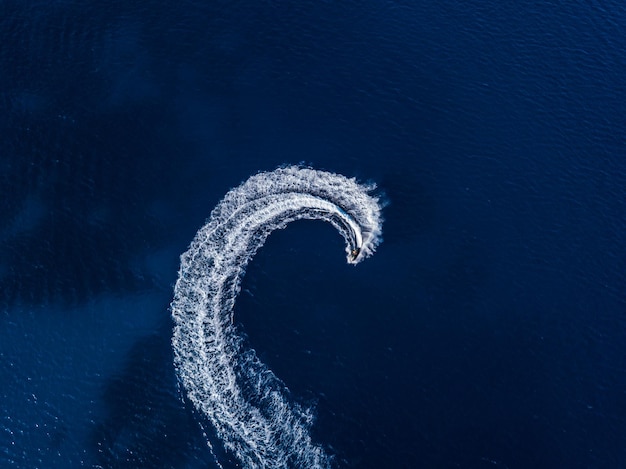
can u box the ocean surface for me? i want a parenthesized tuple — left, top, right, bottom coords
(1, 1, 625, 468)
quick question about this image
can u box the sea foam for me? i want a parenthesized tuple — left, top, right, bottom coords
(171, 166, 383, 468)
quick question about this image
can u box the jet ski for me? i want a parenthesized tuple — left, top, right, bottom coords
(350, 248, 361, 260)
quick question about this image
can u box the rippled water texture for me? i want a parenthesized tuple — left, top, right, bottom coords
(1, 1, 625, 468)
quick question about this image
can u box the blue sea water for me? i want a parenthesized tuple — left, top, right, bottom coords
(1, 1, 625, 467)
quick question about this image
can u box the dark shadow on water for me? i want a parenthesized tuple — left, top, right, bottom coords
(91, 320, 216, 469)
(0, 106, 175, 308)
(0, 1, 230, 310)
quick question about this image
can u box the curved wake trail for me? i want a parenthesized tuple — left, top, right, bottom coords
(171, 166, 383, 468)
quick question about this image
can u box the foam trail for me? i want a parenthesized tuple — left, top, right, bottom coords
(171, 166, 383, 468)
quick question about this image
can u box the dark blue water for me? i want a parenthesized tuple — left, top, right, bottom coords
(1, 1, 625, 467)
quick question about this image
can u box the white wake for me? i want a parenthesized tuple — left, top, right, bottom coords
(171, 166, 383, 468)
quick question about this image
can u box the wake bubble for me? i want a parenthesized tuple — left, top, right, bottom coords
(171, 166, 383, 468)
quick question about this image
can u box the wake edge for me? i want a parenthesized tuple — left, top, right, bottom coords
(171, 166, 383, 468)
